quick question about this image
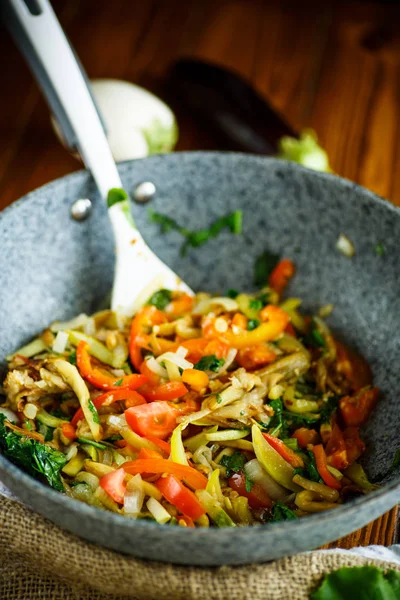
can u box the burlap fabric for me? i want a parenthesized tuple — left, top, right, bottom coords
(1, 497, 399, 600)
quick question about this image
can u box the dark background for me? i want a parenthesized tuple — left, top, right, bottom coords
(0, 0, 399, 546)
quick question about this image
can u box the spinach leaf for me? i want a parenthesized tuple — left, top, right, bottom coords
(247, 319, 260, 331)
(220, 451, 253, 491)
(194, 355, 225, 373)
(226, 289, 239, 298)
(294, 449, 322, 483)
(311, 566, 400, 600)
(0, 414, 66, 491)
(107, 187, 128, 208)
(253, 250, 280, 286)
(147, 289, 173, 310)
(320, 396, 340, 424)
(270, 502, 298, 522)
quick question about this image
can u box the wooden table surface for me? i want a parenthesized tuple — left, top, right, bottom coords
(0, 0, 398, 548)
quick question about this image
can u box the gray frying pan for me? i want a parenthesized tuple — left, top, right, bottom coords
(0, 0, 399, 566)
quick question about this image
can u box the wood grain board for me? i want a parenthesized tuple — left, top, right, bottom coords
(0, 0, 398, 548)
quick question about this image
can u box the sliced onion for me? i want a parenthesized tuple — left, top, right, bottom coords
(145, 356, 168, 378)
(75, 471, 100, 491)
(164, 359, 181, 382)
(83, 317, 96, 337)
(51, 313, 89, 332)
(124, 489, 144, 516)
(65, 443, 78, 461)
(23, 403, 38, 420)
(146, 497, 171, 523)
(52, 331, 69, 354)
(107, 414, 127, 430)
(193, 297, 238, 315)
(156, 351, 193, 370)
(244, 459, 288, 501)
(176, 346, 188, 358)
(0, 407, 18, 423)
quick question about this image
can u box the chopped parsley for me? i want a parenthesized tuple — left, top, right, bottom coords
(305, 328, 326, 348)
(374, 242, 385, 256)
(24, 419, 33, 431)
(294, 449, 322, 483)
(77, 438, 107, 450)
(253, 250, 280, 286)
(68, 350, 77, 365)
(249, 298, 263, 311)
(216, 394, 223, 404)
(270, 502, 298, 522)
(149, 209, 243, 256)
(107, 187, 128, 208)
(113, 379, 123, 387)
(88, 399, 100, 424)
(226, 289, 239, 298)
(320, 396, 339, 424)
(194, 355, 225, 373)
(147, 288, 173, 310)
(247, 319, 260, 331)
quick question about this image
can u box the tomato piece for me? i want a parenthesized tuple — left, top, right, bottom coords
(325, 424, 348, 470)
(262, 433, 304, 468)
(165, 293, 194, 318)
(156, 474, 206, 520)
(268, 259, 296, 296)
(123, 458, 208, 490)
(61, 422, 77, 440)
(291, 428, 319, 449)
(335, 341, 373, 390)
(140, 381, 188, 402)
(71, 388, 146, 427)
(228, 472, 273, 509)
(125, 401, 178, 439)
(339, 386, 379, 427)
(100, 468, 126, 504)
(236, 344, 276, 370)
(312, 445, 341, 490)
(343, 427, 365, 465)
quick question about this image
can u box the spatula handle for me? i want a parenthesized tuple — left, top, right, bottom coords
(2, 0, 122, 199)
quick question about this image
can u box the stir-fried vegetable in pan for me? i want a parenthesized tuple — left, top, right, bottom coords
(0, 258, 379, 527)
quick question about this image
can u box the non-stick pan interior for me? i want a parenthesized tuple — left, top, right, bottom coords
(0, 153, 399, 564)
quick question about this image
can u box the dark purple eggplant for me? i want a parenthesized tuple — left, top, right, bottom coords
(167, 58, 296, 154)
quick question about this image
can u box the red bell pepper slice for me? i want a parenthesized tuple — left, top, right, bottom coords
(77, 341, 147, 391)
(228, 472, 273, 509)
(312, 444, 341, 490)
(268, 258, 295, 295)
(325, 424, 348, 470)
(156, 474, 206, 520)
(100, 468, 126, 504)
(138, 448, 163, 460)
(123, 458, 208, 490)
(125, 401, 178, 440)
(343, 427, 366, 465)
(71, 388, 146, 427)
(262, 433, 304, 468)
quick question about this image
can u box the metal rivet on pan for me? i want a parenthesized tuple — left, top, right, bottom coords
(132, 181, 156, 204)
(70, 198, 92, 221)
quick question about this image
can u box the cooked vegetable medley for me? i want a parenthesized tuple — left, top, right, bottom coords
(0, 258, 379, 527)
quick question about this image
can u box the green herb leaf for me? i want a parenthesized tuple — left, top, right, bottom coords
(305, 328, 326, 348)
(0, 414, 66, 491)
(270, 502, 298, 522)
(24, 419, 33, 431)
(311, 566, 400, 600)
(88, 399, 100, 424)
(149, 209, 243, 256)
(320, 396, 339, 424)
(254, 250, 280, 286)
(107, 187, 128, 208)
(226, 289, 239, 299)
(113, 379, 123, 387)
(68, 350, 77, 365)
(249, 298, 263, 311)
(147, 288, 173, 310)
(194, 355, 225, 373)
(374, 242, 385, 257)
(216, 394, 223, 404)
(244, 473, 254, 492)
(220, 451, 247, 477)
(258, 292, 271, 306)
(247, 319, 260, 331)
(77, 438, 107, 450)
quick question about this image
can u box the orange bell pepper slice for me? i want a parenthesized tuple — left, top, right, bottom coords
(236, 344, 276, 370)
(223, 306, 289, 348)
(268, 258, 295, 296)
(291, 427, 319, 449)
(77, 341, 147, 391)
(312, 444, 341, 490)
(165, 293, 194, 318)
(129, 306, 168, 370)
(140, 381, 188, 402)
(61, 422, 77, 440)
(156, 474, 206, 520)
(123, 458, 208, 490)
(262, 433, 304, 468)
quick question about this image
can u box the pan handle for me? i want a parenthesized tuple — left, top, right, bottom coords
(1, 0, 122, 199)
